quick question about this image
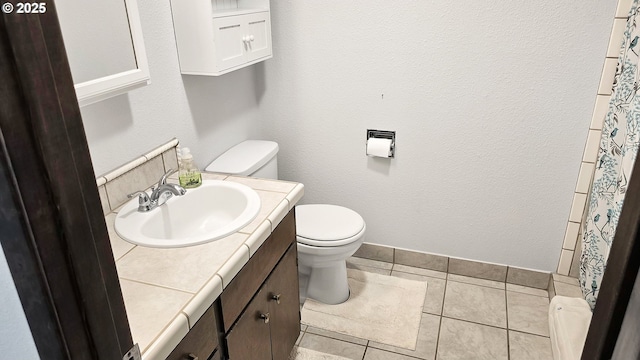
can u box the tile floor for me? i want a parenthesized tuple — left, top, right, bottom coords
(292, 257, 553, 360)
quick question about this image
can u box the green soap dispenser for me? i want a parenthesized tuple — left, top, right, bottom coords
(178, 147, 202, 188)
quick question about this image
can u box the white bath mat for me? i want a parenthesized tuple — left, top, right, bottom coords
(301, 269, 427, 350)
(290, 347, 352, 360)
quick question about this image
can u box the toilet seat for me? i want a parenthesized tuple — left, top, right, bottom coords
(296, 204, 366, 247)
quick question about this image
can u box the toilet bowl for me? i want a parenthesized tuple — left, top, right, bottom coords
(296, 204, 366, 304)
(206, 140, 365, 305)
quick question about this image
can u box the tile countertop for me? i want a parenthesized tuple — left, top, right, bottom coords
(104, 173, 304, 359)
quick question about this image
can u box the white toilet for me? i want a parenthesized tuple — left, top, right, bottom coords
(206, 140, 365, 305)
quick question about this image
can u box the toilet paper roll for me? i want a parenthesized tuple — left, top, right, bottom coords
(366, 138, 393, 158)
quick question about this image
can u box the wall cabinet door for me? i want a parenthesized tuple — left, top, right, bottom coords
(211, 11, 272, 74)
(244, 12, 272, 62)
(212, 15, 247, 72)
(266, 246, 301, 360)
(226, 286, 272, 360)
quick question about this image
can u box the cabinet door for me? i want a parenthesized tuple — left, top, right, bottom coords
(226, 287, 272, 360)
(212, 15, 247, 72)
(166, 304, 218, 360)
(267, 245, 301, 360)
(244, 12, 272, 62)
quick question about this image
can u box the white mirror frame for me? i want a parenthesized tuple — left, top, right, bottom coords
(74, 0, 150, 107)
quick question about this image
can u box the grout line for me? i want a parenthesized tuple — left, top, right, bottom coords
(435, 275, 449, 358)
(440, 315, 508, 332)
(446, 275, 506, 291)
(505, 286, 511, 359)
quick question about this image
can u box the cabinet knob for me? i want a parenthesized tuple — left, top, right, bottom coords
(242, 35, 248, 42)
(271, 294, 281, 304)
(260, 312, 270, 324)
(249, 35, 255, 42)
(186, 354, 199, 360)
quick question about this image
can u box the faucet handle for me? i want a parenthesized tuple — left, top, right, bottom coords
(158, 168, 177, 186)
(127, 190, 152, 212)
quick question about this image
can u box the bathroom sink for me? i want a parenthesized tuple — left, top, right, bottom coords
(115, 180, 261, 248)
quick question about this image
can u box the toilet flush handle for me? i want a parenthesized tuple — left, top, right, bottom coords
(271, 293, 281, 304)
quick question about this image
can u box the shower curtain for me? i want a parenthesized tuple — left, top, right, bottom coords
(580, 0, 640, 310)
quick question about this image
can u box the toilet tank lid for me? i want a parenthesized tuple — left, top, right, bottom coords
(205, 140, 279, 175)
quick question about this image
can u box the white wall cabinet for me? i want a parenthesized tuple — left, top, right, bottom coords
(170, 0, 272, 76)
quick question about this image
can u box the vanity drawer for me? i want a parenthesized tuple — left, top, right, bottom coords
(166, 303, 219, 360)
(220, 209, 296, 331)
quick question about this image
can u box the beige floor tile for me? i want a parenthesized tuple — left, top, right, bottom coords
(364, 348, 422, 360)
(368, 313, 439, 359)
(392, 264, 447, 279)
(437, 318, 508, 360)
(447, 274, 505, 290)
(306, 326, 368, 346)
(299, 333, 366, 360)
(508, 331, 553, 360)
(443, 281, 507, 328)
(391, 271, 446, 315)
(507, 292, 550, 337)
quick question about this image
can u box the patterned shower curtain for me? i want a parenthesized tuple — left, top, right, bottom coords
(580, 0, 640, 310)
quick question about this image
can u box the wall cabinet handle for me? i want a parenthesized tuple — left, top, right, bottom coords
(271, 294, 281, 304)
(187, 354, 198, 360)
(260, 312, 270, 324)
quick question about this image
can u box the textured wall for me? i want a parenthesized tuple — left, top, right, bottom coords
(259, 1, 616, 271)
(80, 0, 263, 176)
(0, 244, 39, 359)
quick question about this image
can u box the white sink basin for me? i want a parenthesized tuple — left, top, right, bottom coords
(115, 180, 261, 248)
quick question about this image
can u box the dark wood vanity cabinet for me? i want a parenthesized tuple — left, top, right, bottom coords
(167, 209, 300, 360)
(167, 303, 219, 360)
(222, 210, 301, 360)
(226, 246, 300, 360)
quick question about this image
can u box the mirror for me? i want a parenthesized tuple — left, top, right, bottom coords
(56, 0, 150, 107)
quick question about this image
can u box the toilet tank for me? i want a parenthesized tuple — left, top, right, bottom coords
(205, 140, 279, 179)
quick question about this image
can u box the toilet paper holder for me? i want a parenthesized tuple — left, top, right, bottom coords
(366, 129, 395, 158)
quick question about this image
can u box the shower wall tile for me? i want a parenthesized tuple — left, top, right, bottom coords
(575, 162, 595, 194)
(562, 222, 580, 250)
(582, 130, 602, 163)
(353, 243, 394, 263)
(598, 58, 618, 95)
(617, 0, 634, 17)
(608, 19, 628, 57)
(557, 250, 573, 275)
(569, 193, 588, 223)
(569, 244, 581, 278)
(590, 95, 610, 130)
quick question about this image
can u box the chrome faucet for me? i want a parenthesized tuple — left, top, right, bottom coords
(127, 169, 187, 212)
